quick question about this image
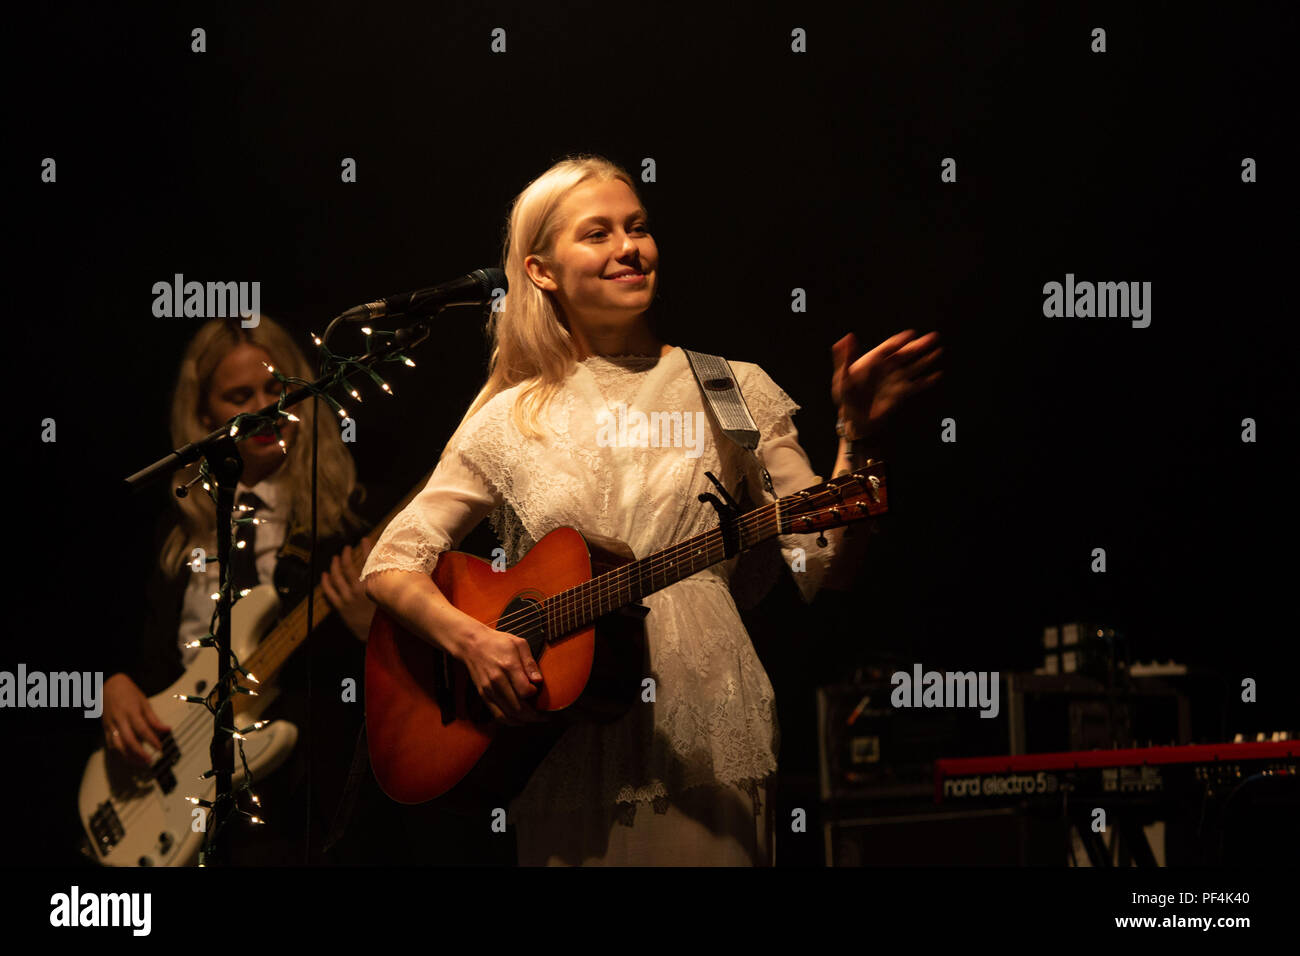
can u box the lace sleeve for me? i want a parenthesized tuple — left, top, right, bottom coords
(358, 424, 502, 584)
(732, 362, 837, 604)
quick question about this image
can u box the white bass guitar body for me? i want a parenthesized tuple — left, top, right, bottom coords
(78, 585, 297, 866)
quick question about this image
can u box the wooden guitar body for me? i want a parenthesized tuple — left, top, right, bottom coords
(365, 527, 648, 811)
(78, 585, 298, 866)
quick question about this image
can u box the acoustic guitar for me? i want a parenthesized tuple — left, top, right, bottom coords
(366, 461, 888, 812)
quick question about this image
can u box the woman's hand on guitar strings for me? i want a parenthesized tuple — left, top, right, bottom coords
(456, 624, 548, 726)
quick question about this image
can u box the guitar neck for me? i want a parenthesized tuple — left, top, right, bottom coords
(540, 501, 782, 639)
(241, 582, 331, 685)
(540, 461, 887, 641)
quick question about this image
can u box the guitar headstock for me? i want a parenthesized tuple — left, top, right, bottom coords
(777, 460, 888, 535)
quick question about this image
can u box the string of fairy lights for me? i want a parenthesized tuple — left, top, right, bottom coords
(175, 328, 415, 865)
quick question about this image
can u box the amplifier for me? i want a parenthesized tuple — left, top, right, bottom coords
(816, 677, 1009, 803)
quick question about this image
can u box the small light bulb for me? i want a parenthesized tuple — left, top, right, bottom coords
(361, 326, 373, 336)
(210, 592, 220, 601)
(404, 358, 416, 367)
(229, 423, 239, 436)
(381, 383, 392, 393)
(286, 413, 300, 422)
(236, 540, 247, 549)
(239, 588, 251, 597)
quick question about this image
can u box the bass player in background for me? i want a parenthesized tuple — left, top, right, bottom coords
(100, 315, 377, 865)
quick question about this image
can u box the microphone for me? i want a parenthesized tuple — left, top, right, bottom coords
(337, 268, 506, 323)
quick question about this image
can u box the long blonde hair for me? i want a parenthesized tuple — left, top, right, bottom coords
(160, 316, 364, 575)
(450, 154, 650, 445)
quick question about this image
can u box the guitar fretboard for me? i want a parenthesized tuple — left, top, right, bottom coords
(541, 499, 785, 639)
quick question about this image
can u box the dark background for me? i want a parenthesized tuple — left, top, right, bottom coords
(7, 1, 1295, 867)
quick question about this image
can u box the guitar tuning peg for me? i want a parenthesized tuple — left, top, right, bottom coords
(816, 532, 828, 548)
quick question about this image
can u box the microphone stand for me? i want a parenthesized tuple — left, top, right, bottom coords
(123, 316, 434, 865)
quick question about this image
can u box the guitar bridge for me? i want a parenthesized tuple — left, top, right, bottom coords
(89, 800, 124, 856)
(432, 647, 456, 725)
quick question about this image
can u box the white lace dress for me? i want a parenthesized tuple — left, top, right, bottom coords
(360, 348, 837, 865)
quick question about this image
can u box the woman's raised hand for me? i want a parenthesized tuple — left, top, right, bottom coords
(831, 329, 943, 438)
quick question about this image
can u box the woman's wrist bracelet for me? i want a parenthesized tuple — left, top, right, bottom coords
(834, 412, 859, 442)
(836, 411, 873, 468)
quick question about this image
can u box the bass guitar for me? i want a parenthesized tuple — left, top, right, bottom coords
(78, 475, 431, 866)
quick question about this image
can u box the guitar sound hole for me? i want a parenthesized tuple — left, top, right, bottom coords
(498, 596, 547, 661)
(462, 596, 546, 726)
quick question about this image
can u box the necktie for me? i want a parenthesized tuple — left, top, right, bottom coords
(230, 491, 263, 595)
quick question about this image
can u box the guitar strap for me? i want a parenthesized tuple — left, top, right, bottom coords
(680, 349, 775, 497)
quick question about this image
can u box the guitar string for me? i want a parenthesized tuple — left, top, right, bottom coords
(105, 476, 870, 835)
